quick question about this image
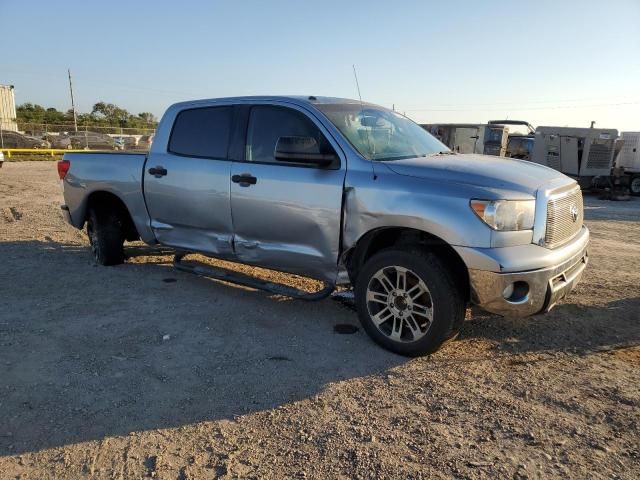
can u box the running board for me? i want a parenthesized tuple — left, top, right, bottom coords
(173, 254, 335, 301)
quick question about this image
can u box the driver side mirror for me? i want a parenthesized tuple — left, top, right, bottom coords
(274, 136, 337, 167)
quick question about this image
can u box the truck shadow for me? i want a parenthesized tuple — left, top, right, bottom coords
(1, 239, 638, 456)
(0, 239, 406, 456)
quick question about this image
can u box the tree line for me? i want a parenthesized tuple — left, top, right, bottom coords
(16, 102, 158, 134)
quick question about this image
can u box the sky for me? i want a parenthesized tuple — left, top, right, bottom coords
(2, 0, 640, 131)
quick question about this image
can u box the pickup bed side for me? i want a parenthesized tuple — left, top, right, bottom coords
(61, 152, 155, 244)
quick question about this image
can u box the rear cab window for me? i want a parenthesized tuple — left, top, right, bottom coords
(169, 106, 233, 159)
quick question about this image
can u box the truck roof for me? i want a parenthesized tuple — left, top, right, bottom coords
(168, 95, 370, 110)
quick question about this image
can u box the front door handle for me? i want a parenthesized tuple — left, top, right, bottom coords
(148, 166, 168, 177)
(231, 173, 257, 186)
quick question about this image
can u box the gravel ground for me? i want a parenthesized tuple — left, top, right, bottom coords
(1, 161, 639, 479)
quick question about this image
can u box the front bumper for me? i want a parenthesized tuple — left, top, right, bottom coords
(464, 227, 589, 317)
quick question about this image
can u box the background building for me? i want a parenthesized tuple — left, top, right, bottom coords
(0, 84, 18, 132)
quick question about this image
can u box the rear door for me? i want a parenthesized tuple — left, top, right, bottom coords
(229, 103, 346, 282)
(143, 105, 235, 257)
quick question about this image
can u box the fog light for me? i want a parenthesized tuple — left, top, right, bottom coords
(503, 283, 515, 299)
(503, 281, 530, 303)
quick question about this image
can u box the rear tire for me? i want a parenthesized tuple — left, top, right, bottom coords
(87, 207, 125, 265)
(355, 248, 465, 357)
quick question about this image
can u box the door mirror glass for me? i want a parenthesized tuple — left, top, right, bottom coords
(274, 136, 337, 166)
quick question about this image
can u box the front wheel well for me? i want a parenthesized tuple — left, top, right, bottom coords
(85, 191, 139, 242)
(344, 227, 470, 301)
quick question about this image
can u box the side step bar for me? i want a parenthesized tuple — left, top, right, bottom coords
(173, 253, 335, 301)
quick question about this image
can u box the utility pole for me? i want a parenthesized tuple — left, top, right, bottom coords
(68, 68, 78, 133)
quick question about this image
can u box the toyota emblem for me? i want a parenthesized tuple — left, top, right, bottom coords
(570, 204, 579, 223)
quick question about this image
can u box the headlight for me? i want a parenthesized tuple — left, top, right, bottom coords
(470, 199, 535, 231)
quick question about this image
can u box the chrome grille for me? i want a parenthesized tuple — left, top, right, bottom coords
(545, 187, 583, 248)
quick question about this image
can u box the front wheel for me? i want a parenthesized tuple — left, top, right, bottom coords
(355, 248, 465, 357)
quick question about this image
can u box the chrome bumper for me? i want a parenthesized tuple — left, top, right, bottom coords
(468, 232, 589, 317)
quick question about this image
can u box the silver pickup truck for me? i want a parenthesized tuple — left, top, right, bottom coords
(59, 96, 589, 356)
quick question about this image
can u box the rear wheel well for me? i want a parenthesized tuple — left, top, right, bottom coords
(344, 227, 470, 301)
(85, 192, 139, 242)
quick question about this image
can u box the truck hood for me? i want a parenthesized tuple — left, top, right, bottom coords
(382, 153, 571, 196)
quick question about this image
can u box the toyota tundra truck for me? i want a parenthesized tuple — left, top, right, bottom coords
(58, 96, 589, 356)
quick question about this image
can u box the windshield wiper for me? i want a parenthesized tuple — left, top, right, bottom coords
(435, 151, 455, 155)
(373, 154, 421, 162)
(373, 151, 455, 161)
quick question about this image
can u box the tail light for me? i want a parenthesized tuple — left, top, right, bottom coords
(57, 159, 70, 180)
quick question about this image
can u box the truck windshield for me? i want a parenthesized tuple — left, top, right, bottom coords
(316, 103, 449, 161)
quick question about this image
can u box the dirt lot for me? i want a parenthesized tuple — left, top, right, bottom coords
(1, 161, 639, 479)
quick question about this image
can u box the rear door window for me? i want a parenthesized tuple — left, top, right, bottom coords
(169, 106, 233, 159)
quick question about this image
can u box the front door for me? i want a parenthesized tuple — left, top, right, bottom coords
(143, 105, 235, 257)
(229, 104, 346, 283)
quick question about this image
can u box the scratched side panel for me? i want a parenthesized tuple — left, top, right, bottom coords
(143, 151, 235, 257)
(230, 162, 345, 283)
(342, 162, 494, 253)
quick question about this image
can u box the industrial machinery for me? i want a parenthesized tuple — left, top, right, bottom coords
(421, 123, 508, 156)
(531, 127, 618, 189)
(616, 132, 640, 195)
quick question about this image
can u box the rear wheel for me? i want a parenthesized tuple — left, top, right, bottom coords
(86, 207, 125, 265)
(355, 248, 465, 356)
(630, 175, 640, 196)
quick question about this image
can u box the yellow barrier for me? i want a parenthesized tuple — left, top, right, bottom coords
(0, 148, 113, 158)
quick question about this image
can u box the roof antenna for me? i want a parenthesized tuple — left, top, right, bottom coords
(352, 64, 376, 179)
(352, 64, 363, 104)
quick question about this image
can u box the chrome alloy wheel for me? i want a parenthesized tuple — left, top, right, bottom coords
(365, 265, 434, 343)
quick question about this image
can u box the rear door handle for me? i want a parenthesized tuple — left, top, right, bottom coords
(148, 166, 168, 177)
(231, 173, 257, 186)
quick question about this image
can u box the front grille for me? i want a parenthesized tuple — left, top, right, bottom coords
(545, 187, 583, 248)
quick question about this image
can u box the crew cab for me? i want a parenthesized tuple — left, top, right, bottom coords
(59, 96, 589, 356)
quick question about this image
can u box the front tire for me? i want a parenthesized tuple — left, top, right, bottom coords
(87, 207, 125, 265)
(355, 248, 465, 357)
